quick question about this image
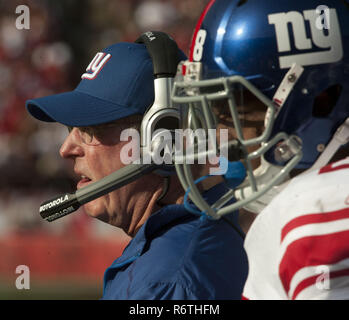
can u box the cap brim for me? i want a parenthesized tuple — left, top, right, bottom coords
(26, 90, 140, 127)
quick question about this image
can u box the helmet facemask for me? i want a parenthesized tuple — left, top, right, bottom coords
(172, 61, 303, 217)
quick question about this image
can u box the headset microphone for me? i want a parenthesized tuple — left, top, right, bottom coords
(39, 31, 182, 222)
(40, 164, 157, 222)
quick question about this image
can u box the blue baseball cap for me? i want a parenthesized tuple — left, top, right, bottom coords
(26, 42, 157, 126)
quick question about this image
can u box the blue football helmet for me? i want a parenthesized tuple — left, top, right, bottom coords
(172, 0, 349, 216)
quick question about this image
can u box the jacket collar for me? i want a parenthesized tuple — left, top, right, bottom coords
(108, 182, 231, 267)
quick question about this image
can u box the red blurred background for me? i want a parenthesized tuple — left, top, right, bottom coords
(0, 0, 208, 299)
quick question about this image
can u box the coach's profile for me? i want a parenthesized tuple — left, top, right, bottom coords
(25, 40, 248, 300)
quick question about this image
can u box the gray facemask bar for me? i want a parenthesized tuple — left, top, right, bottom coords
(172, 75, 303, 219)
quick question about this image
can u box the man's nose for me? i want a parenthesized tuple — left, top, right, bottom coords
(59, 128, 84, 159)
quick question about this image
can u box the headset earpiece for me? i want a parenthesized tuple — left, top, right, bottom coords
(135, 31, 183, 176)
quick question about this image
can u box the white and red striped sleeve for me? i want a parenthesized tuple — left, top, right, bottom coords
(243, 158, 349, 300)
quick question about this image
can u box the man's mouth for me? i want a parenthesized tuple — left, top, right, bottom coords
(77, 175, 92, 189)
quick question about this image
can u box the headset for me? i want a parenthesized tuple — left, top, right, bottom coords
(39, 31, 183, 222)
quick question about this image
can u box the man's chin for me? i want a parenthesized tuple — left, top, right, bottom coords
(83, 202, 109, 223)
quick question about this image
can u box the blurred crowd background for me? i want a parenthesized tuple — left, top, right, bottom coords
(0, 0, 208, 299)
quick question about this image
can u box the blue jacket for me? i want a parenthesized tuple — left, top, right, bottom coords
(102, 183, 248, 300)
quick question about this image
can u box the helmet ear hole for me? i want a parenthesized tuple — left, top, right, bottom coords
(312, 84, 342, 118)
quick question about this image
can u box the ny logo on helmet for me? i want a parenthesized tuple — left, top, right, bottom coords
(268, 8, 343, 69)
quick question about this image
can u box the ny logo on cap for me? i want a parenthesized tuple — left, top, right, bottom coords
(81, 52, 111, 80)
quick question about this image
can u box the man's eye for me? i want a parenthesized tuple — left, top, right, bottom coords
(80, 127, 94, 135)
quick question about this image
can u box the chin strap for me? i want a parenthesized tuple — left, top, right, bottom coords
(239, 157, 290, 214)
(309, 117, 349, 171)
(241, 117, 349, 214)
(265, 63, 304, 128)
(240, 63, 304, 214)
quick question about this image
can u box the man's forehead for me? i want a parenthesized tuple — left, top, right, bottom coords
(86, 115, 142, 130)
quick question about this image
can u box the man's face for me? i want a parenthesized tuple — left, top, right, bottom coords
(59, 119, 143, 230)
(214, 90, 266, 169)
